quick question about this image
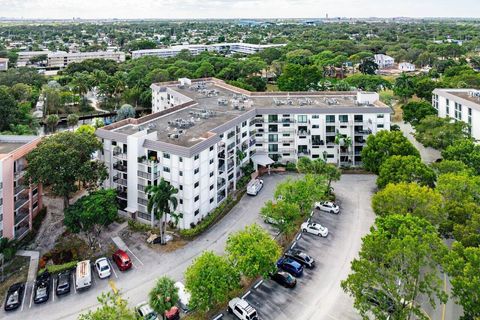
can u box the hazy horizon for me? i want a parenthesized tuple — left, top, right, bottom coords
(1, 0, 480, 20)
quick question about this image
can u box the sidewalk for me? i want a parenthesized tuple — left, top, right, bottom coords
(16, 250, 40, 283)
(395, 121, 441, 163)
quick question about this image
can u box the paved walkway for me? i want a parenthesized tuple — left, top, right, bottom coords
(16, 250, 40, 283)
(395, 121, 441, 163)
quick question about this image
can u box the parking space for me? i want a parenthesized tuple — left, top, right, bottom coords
(221, 174, 377, 320)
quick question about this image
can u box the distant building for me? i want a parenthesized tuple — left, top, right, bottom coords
(433, 88, 480, 140)
(0, 135, 43, 240)
(0, 58, 8, 71)
(398, 62, 416, 72)
(17, 51, 50, 67)
(374, 54, 395, 69)
(47, 51, 126, 69)
(132, 43, 286, 59)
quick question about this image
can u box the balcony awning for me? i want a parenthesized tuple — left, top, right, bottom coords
(251, 154, 274, 167)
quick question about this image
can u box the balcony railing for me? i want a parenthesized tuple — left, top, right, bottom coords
(14, 184, 26, 196)
(15, 196, 29, 210)
(113, 163, 127, 172)
(113, 175, 128, 186)
(15, 208, 29, 225)
(15, 226, 29, 240)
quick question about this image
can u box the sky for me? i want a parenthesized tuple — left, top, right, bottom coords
(1, 0, 480, 19)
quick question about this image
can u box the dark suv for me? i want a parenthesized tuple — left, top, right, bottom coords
(56, 270, 72, 296)
(284, 250, 315, 268)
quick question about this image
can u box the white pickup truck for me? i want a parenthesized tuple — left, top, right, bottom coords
(228, 297, 259, 320)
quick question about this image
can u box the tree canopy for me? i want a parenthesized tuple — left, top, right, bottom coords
(376, 155, 436, 189)
(414, 115, 470, 150)
(149, 276, 179, 318)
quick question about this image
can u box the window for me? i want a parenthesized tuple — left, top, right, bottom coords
(297, 115, 307, 123)
(209, 159, 214, 164)
(194, 209, 199, 216)
(326, 115, 335, 123)
(163, 153, 170, 159)
(194, 168, 199, 174)
(242, 132, 247, 138)
(455, 102, 463, 120)
(194, 182, 199, 188)
(268, 134, 278, 142)
(242, 121, 247, 127)
(268, 115, 278, 123)
(210, 197, 214, 203)
(163, 167, 170, 173)
(377, 114, 384, 119)
(210, 171, 214, 177)
(210, 146, 214, 151)
(179, 185, 183, 191)
(312, 125, 319, 129)
(194, 195, 199, 202)
(339, 115, 348, 123)
(268, 144, 278, 152)
(354, 115, 363, 122)
(179, 171, 183, 176)
(312, 115, 319, 119)
(210, 184, 214, 190)
(377, 124, 384, 128)
(194, 154, 199, 160)
(179, 157, 183, 162)
(179, 199, 183, 204)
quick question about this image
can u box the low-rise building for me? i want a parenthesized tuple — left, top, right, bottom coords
(398, 62, 415, 72)
(47, 51, 126, 69)
(374, 54, 395, 69)
(96, 78, 391, 229)
(433, 88, 480, 140)
(17, 51, 50, 67)
(0, 136, 43, 240)
(132, 43, 286, 59)
(0, 58, 8, 71)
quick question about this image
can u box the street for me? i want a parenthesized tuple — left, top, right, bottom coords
(1, 174, 376, 320)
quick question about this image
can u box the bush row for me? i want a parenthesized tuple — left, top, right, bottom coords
(38, 260, 78, 275)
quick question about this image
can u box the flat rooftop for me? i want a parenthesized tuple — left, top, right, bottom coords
(105, 79, 390, 148)
(0, 136, 39, 157)
(447, 91, 480, 106)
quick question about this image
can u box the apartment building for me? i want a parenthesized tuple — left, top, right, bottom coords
(0, 58, 8, 71)
(131, 43, 286, 59)
(433, 88, 480, 140)
(17, 51, 50, 67)
(0, 136, 43, 240)
(374, 54, 395, 69)
(47, 51, 126, 69)
(96, 78, 391, 229)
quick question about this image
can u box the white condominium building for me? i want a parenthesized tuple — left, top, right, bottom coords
(433, 88, 480, 140)
(131, 43, 286, 59)
(47, 51, 126, 69)
(96, 78, 391, 229)
(374, 54, 395, 69)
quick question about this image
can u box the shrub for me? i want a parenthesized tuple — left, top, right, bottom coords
(128, 219, 156, 233)
(285, 162, 297, 172)
(38, 260, 78, 275)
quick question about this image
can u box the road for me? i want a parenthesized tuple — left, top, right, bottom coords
(395, 121, 441, 163)
(1, 174, 376, 320)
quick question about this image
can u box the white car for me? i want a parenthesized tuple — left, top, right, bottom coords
(247, 179, 264, 196)
(136, 301, 159, 320)
(315, 201, 339, 214)
(301, 222, 329, 237)
(94, 257, 111, 279)
(228, 297, 259, 320)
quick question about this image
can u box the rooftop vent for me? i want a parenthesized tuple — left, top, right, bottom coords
(168, 118, 195, 129)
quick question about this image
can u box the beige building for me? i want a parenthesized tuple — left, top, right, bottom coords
(47, 51, 126, 69)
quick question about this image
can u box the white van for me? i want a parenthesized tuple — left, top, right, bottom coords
(75, 260, 92, 290)
(174, 282, 191, 313)
(247, 179, 264, 196)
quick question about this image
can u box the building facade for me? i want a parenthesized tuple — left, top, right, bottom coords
(374, 54, 395, 69)
(0, 136, 43, 240)
(398, 62, 415, 72)
(132, 43, 286, 59)
(0, 58, 8, 71)
(433, 88, 480, 140)
(96, 78, 391, 229)
(47, 51, 126, 69)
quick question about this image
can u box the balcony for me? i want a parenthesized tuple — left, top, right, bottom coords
(15, 195, 29, 211)
(14, 184, 26, 196)
(117, 188, 127, 200)
(15, 226, 29, 240)
(297, 130, 310, 136)
(298, 150, 311, 157)
(138, 198, 149, 206)
(354, 129, 372, 135)
(217, 178, 226, 190)
(250, 119, 264, 125)
(138, 184, 147, 192)
(113, 175, 128, 186)
(113, 148, 127, 160)
(15, 208, 29, 225)
(113, 162, 127, 172)
(312, 140, 325, 146)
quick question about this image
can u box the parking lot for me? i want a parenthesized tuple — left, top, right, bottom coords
(1, 173, 377, 320)
(221, 174, 377, 320)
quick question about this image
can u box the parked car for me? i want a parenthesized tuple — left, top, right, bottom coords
(4, 283, 25, 311)
(315, 201, 339, 214)
(136, 301, 158, 320)
(277, 257, 304, 277)
(165, 306, 180, 320)
(34, 271, 51, 304)
(228, 297, 259, 320)
(75, 260, 92, 290)
(301, 222, 329, 237)
(112, 249, 132, 271)
(55, 270, 71, 296)
(174, 281, 191, 313)
(271, 271, 296, 288)
(284, 249, 315, 269)
(95, 257, 111, 279)
(247, 179, 264, 196)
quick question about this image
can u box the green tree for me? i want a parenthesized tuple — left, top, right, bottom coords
(25, 131, 107, 209)
(341, 214, 447, 320)
(226, 224, 281, 278)
(296, 157, 341, 193)
(443, 242, 480, 320)
(64, 189, 118, 247)
(376, 155, 436, 189)
(372, 182, 445, 226)
(76, 124, 96, 135)
(149, 276, 179, 320)
(394, 73, 415, 102)
(414, 116, 469, 150)
(441, 139, 480, 174)
(145, 179, 178, 245)
(430, 160, 474, 176)
(67, 114, 79, 129)
(116, 104, 136, 121)
(277, 64, 321, 91)
(260, 200, 302, 235)
(401, 101, 437, 125)
(358, 58, 378, 75)
(413, 77, 437, 101)
(78, 292, 136, 320)
(361, 130, 420, 174)
(0, 86, 19, 132)
(185, 251, 240, 312)
(45, 114, 60, 133)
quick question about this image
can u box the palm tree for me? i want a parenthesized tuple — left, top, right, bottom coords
(67, 114, 79, 129)
(149, 276, 179, 320)
(335, 134, 352, 166)
(45, 114, 60, 133)
(145, 179, 178, 245)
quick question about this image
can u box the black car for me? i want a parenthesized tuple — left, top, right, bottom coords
(271, 271, 296, 288)
(34, 271, 51, 304)
(4, 282, 25, 311)
(56, 270, 71, 296)
(285, 250, 315, 269)
(363, 288, 396, 314)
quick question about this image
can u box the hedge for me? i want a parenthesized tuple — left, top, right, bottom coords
(38, 260, 78, 275)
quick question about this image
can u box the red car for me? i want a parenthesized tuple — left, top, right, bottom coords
(112, 249, 132, 271)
